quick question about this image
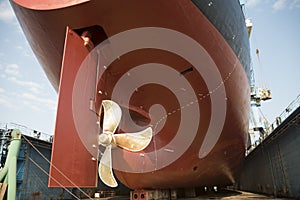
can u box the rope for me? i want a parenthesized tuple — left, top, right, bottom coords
(258, 107, 269, 126)
(255, 48, 270, 89)
(26, 160, 53, 193)
(27, 155, 80, 200)
(22, 136, 93, 199)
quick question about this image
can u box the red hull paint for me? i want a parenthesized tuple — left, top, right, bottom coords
(49, 28, 98, 187)
(11, 0, 250, 189)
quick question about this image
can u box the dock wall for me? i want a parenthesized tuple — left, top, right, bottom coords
(239, 107, 300, 199)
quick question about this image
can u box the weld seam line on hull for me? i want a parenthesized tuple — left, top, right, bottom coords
(151, 56, 240, 168)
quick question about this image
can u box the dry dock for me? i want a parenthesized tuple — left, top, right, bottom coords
(88, 190, 291, 200)
(1, 94, 299, 199)
(239, 101, 300, 199)
(179, 190, 291, 199)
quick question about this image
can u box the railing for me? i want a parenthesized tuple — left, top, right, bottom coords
(0, 122, 53, 143)
(246, 94, 300, 155)
(267, 94, 300, 134)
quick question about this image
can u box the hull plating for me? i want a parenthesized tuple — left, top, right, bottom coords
(11, 0, 250, 189)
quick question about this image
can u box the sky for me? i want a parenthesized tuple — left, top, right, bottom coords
(0, 0, 57, 134)
(243, 0, 300, 125)
(0, 0, 299, 135)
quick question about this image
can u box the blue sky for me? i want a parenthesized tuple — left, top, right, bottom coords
(244, 0, 300, 125)
(0, 0, 57, 134)
(0, 0, 299, 134)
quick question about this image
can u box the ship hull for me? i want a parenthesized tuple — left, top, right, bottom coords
(11, 0, 250, 189)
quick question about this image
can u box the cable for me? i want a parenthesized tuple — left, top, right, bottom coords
(23, 136, 93, 199)
(27, 155, 80, 200)
(22, 136, 93, 199)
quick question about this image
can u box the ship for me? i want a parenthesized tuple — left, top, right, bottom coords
(10, 0, 251, 190)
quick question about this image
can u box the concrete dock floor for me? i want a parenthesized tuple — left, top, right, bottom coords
(89, 190, 292, 200)
(179, 190, 291, 199)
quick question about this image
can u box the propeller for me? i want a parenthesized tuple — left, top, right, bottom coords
(98, 100, 153, 187)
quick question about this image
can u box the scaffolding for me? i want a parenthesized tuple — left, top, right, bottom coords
(0, 130, 22, 200)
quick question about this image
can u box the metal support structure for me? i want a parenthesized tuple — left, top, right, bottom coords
(246, 18, 273, 152)
(131, 189, 177, 200)
(0, 130, 22, 200)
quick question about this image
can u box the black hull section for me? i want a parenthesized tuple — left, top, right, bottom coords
(192, 0, 250, 81)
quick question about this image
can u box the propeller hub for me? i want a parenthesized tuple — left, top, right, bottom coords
(99, 133, 113, 146)
(98, 100, 153, 188)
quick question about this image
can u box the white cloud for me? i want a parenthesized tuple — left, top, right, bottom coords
(23, 100, 42, 112)
(246, 0, 300, 10)
(16, 46, 23, 50)
(0, 0, 16, 24)
(21, 93, 57, 111)
(272, 0, 300, 10)
(29, 87, 41, 94)
(15, 45, 32, 57)
(0, 74, 6, 79)
(5, 64, 21, 77)
(289, 0, 300, 9)
(8, 77, 43, 94)
(273, 0, 287, 10)
(0, 93, 20, 110)
(0, 97, 8, 105)
(246, 0, 262, 8)
(0, 89, 56, 112)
